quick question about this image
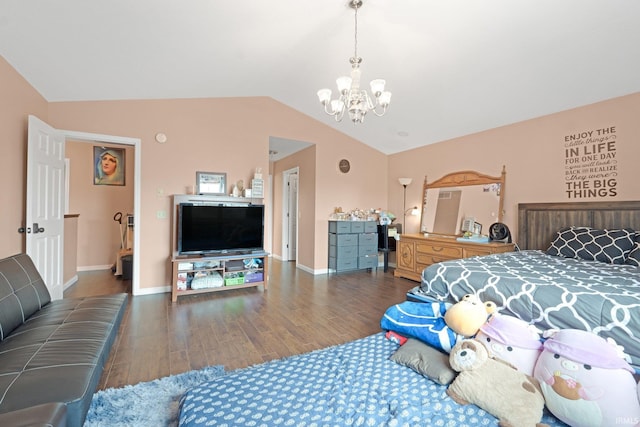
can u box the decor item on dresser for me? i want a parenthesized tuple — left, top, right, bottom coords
(410, 200, 640, 372)
(0, 253, 127, 427)
(316, 0, 391, 124)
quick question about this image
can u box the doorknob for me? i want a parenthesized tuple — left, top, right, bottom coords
(33, 223, 45, 233)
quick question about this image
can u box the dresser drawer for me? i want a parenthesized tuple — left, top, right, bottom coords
(328, 221, 352, 233)
(464, 247, 493, 258)
(329, 256, 359, 270)
(358, 233, 377, 246)
(416, 243, 463, 258)
(329, 234, 358, 246)
(359, 243, 378, 256)
(416, 253, 452, 266)
(359, 254, 378, 269)
(329, 245, 358, 258)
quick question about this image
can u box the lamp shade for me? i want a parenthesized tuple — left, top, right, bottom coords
(370, 79, 386, 95)
(317, 89, 332, 104)
(398, 177, 412, 186)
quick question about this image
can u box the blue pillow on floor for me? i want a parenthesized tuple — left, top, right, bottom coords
(381, 301, 460, 353)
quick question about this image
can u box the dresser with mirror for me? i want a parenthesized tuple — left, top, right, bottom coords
(394, 167, 515, 282)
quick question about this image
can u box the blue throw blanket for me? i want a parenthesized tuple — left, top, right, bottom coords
(380, 301, 461, 352)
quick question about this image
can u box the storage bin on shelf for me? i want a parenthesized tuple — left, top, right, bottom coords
(244, 271, 264, 283)
(225, 272, 245, 286)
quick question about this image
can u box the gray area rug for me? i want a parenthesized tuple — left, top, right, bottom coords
(84, 365, 225, 427)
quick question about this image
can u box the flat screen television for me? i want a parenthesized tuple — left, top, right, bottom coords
(177, 203, 265, 255)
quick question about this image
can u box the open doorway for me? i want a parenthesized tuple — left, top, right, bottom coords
(281, 167, 299, 262)
(61, 130, 140, 295)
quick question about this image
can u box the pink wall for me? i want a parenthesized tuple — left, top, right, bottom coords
(46, 97, 389, 290)
(0, 57, 48, 256)
(388, 93, 640, 240)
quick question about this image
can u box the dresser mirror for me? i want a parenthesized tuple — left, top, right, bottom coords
(420, 167, 506, 236)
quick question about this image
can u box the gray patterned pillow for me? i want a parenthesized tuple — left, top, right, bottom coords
(626, 235, 640, 266)
(546, 226, 635, 264)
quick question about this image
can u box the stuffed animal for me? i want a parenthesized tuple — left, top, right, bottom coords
(475, 314, 543, 376)
(444, 293, 497, 337)
(380, 294, 495, 353)
(533, 329, 640, 427)
(447, 339, 548, 427)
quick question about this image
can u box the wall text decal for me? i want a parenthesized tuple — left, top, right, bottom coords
(564, 126, 618, 199)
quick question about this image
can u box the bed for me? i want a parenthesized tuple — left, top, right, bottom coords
(409, 201, 640, 371)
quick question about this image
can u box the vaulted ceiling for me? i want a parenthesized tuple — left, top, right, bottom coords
(2, 1, 639, 155)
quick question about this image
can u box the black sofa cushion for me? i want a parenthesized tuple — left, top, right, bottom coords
(0, 254, 127, 427)
(0, 254, 51, 341)
(0, 402, 67, 427)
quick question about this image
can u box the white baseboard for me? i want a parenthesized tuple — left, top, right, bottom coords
(133, 285, 171, 296)
(63, 275, 78, 290)
(77, 265, 113, 271)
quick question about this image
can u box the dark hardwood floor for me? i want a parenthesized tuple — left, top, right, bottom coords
(64, 257, 416, 390)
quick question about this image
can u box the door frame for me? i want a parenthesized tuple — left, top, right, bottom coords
(61, 129, 142, 295)
(280, 167, 299, 262)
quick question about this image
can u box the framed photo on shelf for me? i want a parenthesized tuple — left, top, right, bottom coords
(196, 171, 227, 195)
(94, 146, 125, 186)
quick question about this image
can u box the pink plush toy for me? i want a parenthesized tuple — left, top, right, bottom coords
(476, 314, 542, 376)
(533, 329, 640, 427)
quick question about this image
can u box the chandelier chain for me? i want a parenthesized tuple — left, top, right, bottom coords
(353, 3, 358, 61)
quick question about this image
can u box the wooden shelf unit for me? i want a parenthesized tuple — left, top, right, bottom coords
(171, 252, 268, 302)
(393, 233, 514, 282)
(170, 194, 267, 302)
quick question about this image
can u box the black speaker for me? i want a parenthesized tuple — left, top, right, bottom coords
(489, 222, 512, 243)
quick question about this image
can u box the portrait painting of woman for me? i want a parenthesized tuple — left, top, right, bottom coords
(94, 146, 125, 185)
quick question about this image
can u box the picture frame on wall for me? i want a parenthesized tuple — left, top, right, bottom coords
(94, 146, 125, 186)
(196, 171, 227, 195)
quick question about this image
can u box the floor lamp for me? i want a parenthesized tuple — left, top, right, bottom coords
(398, 177, 412, 231)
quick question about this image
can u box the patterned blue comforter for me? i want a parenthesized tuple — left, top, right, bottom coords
(179, 333, 566, 426)
(413, 250, 640, 370)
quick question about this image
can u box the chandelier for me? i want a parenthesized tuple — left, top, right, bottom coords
(317, 0, 391, 124)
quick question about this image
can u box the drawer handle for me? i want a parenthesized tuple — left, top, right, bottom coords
(432, 246, 444, 252)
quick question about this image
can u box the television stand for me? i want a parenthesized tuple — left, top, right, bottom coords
(170, 251, 268, 302)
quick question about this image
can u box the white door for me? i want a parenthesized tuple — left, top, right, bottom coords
(26, 115, 65, 300)
(287, 173, 298, 261)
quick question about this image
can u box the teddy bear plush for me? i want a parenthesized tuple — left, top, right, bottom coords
(444, 294, 497, 337)
(447, 338, 548, 427)
(533, 329, 640, 427)
(475, 313, 543, 376)
(380, 294, 495, 353)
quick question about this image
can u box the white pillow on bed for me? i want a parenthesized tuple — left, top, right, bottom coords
(546, 226, 635, 265)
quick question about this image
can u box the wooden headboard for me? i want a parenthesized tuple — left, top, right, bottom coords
(518, 201, 640, 250)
